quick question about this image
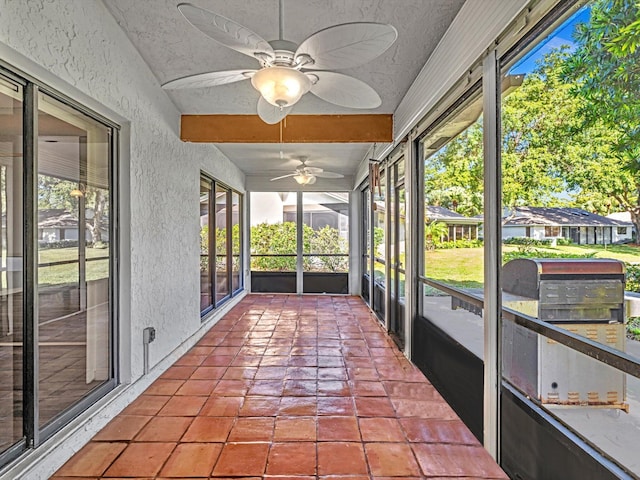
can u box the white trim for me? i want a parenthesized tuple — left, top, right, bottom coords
(482, 49, 501, 461)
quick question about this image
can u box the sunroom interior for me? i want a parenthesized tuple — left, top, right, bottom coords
(1, 0, 639, 479)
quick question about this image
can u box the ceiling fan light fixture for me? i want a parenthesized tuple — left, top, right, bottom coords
(294, 173, 313, 185)
(251, 66, 311, 108)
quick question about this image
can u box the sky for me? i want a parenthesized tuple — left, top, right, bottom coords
(510, 6, 591, 75)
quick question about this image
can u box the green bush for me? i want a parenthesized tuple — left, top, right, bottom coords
(434, 239, 483, 249)
(247, 222, 349, 272)
(503, 249, 595, 263)
(503, 237, 552, 246)
(626, 263, 640, 293)
(627, 316, 640, 340)
(556, 238, 573, 246)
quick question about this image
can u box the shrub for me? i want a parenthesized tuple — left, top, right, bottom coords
(627, 316, 640, 340)
(38, 239, 80, 249)
(626, 263, 640, 293)
(503, 249, 595, 263)
(556, 238, 573, 246)
(503, 237, 552, 246)
(434, 239, 483, 249)
(248, 222, 349, 272)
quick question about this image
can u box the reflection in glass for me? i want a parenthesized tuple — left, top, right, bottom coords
(37, 91, 112, 427)
(0, 78, 23, 453)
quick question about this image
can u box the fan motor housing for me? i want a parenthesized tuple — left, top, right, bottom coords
(267, 40, 297, 66)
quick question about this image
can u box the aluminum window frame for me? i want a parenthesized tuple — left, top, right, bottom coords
(0, 65, 120, 468)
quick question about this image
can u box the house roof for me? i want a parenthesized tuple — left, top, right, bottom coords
(426, 206, 465, 219)
(425, 206, 482, 225)
(38, 209, 77, 228)
(503, 207, 632, 227)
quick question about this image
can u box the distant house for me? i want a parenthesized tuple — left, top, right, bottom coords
(426, 206, 482, 241)
(607, 211, 637, 240)
(502, 207, 633, 245)
(38, 209, 109, 244)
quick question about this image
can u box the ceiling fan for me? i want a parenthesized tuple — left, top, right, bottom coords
(162, 1, 398, 124)
(270, 157, 344, 185)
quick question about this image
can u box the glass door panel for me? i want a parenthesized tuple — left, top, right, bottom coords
(37, 91, 112, 427)
(372, 170, 386, 321)
(199, 179, 212, 312)
(0, 77, 24, 453)
(362, 186, 371, 302)
(389, 177, 406, 345)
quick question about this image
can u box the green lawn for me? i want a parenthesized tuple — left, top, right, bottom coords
(425, 244, 640, 288)
(38, 246, 110, 286)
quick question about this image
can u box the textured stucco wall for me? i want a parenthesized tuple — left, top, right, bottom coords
(0, 1, 245, 477)
(0, 0, 244, 374)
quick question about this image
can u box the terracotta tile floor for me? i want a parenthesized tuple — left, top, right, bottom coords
(52, 294, 508, 479)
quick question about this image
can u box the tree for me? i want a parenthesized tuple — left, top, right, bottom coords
(561, 0, 640, 236)
(308, 225, 349, 272)
(425, 124, 484, 216)
(424, 220, 449, 250)
(421, 2, 640, 240)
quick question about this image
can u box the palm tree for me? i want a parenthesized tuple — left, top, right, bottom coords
(424, 220, 449, 250)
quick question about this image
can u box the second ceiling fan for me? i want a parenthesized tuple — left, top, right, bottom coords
(270, 157, 344, 185)
(163, 1, 398, 124)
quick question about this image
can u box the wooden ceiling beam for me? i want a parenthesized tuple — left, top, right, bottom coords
(180, 114, 393, 143)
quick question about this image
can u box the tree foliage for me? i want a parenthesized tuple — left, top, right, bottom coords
(424, 1, 640, 237)
(561, 0, 640, 235)
(241, 222, 349, 272)
(38, 176, 108, 247)
(424, 220, 449, 251)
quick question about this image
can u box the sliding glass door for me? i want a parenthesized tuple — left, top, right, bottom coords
(0, 70, 118, 467)
(0, 75, 24, 457)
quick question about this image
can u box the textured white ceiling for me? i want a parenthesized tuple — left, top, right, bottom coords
(103, 0, 465, 178)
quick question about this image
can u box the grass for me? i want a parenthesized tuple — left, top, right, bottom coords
(425, 243, 640, 288)
(37, 246, 110, 286)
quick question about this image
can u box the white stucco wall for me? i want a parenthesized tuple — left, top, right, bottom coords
(0, 1, 245, 477)
(502, 226, 527, 240)
(250, 192, 288, 225)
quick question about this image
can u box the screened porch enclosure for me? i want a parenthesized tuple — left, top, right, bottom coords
(249, 192, 349, 295)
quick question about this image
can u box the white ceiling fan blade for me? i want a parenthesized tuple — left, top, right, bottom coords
(303, 166, 323, 174)
(295, 22, 397, 70)
(309, 71, 381, 109)
(314, 171, 344, 179)
(270, 173, 296, 181)
(162, 69, 255, 89)
(257, 96, 292, 124)
(177, 3, 274, 60)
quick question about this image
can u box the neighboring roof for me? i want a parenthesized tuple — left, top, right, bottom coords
(38, 209, 108, 230)
(425, 206, 465, 219)
(425, 206, 482, 225)
(38, 211, 78, 228)
(503, 207, 632, 227)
